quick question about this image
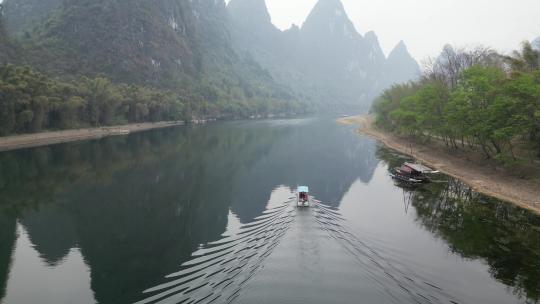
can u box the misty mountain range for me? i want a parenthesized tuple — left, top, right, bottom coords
(0, 0, 421, 111)
(229, 0, 420, 109)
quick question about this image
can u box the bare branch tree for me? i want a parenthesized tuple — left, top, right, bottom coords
(421, 45, 500, 89)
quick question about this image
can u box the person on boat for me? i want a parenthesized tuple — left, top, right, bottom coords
(297, 186, 310, 206)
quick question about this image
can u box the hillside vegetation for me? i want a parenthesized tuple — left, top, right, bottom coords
(0, 0, 423, 137)
(0, 5, 12, 62)
(373, 42, 540, 165)
(0, 64, 305, 136)
(0, 0, 308, 136)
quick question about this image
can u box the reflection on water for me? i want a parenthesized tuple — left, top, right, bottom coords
(0, 213, 16, 302)
(0, 118, 538, 304)
(2, 224, 94, 304)
(314, 202, 461, 304)
(377, 148, 540, 303)
(0, 118, 379, 304)
(136, 187, 295, 304)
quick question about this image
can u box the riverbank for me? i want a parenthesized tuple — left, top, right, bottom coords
(338, 115, 540, 215)
(0, 121, 186, 152)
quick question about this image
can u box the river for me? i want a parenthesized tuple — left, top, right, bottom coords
(0, 117, 538, 304)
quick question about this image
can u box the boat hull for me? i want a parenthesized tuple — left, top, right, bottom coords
(393, 168, 431, 183)
(390, 173, 423, 185)
(297, 199, 310, 207)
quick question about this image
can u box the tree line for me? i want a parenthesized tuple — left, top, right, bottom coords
(372, 42, 540, 163)
(0, 64, 306, 136)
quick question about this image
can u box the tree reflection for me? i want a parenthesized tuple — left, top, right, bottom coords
(378, 147, 540, 303)
(0, 213, 16, 301)
(0, 119, 380, 303)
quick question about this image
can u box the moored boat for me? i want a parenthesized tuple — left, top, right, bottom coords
(393, 162, 438, 183)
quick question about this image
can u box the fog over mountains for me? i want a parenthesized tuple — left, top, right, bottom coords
(0, 0, 420, 111)
(229, 0, 420, 109)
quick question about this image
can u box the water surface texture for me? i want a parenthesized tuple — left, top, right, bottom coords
(0, 118, 539, 304)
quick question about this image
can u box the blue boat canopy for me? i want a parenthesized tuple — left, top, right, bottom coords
(297, 186, 309, 193)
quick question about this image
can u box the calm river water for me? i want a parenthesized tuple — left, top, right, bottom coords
(0, 118, 539, 304)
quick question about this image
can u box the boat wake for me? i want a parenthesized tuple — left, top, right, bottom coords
(136, 197, 462, 304)
(134, 201, 295, 304)
(314, 203, 461, 304)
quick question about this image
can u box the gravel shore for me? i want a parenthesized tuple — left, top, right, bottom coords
(338, 115, 540, 215)
(0, 121, 185, 152)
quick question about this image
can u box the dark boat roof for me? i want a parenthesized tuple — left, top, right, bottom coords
(404, 162, 436, 173)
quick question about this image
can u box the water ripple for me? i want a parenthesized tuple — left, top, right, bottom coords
(314, 203, 463, 304)
(136, 198, 466, 304)
(134, 201, 294, 304)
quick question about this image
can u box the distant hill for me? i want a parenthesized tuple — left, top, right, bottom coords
(228, 0, 420, 111)
(2, 0, 418, 116)
(0, 6, 12, 62)
(3, 0, 297, 102)
(0, 0, 306, 129)
(384, 41, 421, 87)
(2, 0, 61, 34)
(16, 0, 213, 85)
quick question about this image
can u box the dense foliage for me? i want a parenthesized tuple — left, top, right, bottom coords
(373, 42, 540, 163)
(0, 0, 309, 136)
(0, 65, 305, 135)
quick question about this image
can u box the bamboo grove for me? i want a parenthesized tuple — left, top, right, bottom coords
(372, 42, 540, 163)
(0, 65, 306, 136)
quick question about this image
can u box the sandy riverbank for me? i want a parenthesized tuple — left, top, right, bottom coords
(0, 121, 185, 152)
(338, 115, 540, 215)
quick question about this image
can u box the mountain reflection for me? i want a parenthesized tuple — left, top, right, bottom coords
(377, 147, 540, 303)
(0, 213, 16, 301)
(0, 118, 379, 304)
(230, 119, 380, 221)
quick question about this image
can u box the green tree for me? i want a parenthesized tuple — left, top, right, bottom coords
(79, 77, 123, 126)
(503, 41, 540, 74)
(58, 96, 84, 129)
(503, 71, 540, 157)
(372, 42, 540, 165)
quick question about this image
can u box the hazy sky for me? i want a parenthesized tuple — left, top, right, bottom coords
(264, 0, 540, 61)
(1, 0, 538, 61)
